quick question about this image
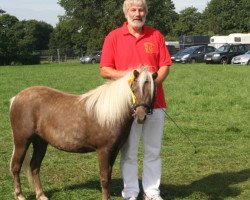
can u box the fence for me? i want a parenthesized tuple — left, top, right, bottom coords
(35, 49, 84, 63)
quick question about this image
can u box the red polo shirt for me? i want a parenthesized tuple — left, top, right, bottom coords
(100, 22, 172, 108)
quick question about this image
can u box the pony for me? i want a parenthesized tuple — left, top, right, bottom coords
(9, 69, 157, 200)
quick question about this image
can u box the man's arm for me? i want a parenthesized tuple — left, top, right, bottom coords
(154, 65, 171, 86)
(100, 67, 127, 80)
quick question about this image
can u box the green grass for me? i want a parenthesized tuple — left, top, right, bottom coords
(0, 62, 249, 200)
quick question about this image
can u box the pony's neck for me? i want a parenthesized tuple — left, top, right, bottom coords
(83, 72, 133, 127)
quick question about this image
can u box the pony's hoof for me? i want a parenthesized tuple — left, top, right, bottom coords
(38, 197, 48, 200)
(37, 194, 49, 200)
(15, 194, 26, 200)
(37, 196, 49, 200)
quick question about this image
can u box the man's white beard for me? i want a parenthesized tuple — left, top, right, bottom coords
(127, 16, 146, 28)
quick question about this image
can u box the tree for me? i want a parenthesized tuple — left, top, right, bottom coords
(11, 20, 53, 52)
(198, 0, 250, 35)
(172, 7, 202, 37)
(57, 0, 124, 53)
(57, 0, 177, 53)
(9, 20, 53, 64)
(147, 0, 178, 36)
(0, 14, 19, 65)
(0, 13, 53, 65)
(0, 8, 6, 14)
(49, 18, 78, 52)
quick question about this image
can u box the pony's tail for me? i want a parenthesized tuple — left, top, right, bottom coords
(10, 96, 15, 110)
(23, 148, 34, 190)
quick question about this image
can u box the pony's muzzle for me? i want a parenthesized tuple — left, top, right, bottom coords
(133, 106, 147, 124)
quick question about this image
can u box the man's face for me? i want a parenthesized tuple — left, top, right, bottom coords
(126, 4, 146, 28)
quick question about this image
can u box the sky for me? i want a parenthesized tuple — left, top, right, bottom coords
(1, 0, 210, 27)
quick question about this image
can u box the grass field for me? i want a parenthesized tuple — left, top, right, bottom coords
(0, 62, 249, 200)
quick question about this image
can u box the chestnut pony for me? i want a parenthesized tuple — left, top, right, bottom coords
(9, 69, 157, 200)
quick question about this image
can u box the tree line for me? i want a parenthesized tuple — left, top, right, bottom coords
(0, 0, 249, 65)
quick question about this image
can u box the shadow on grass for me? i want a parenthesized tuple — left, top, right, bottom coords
(161, 169, 250, 200)
(28, 168, 250, 200)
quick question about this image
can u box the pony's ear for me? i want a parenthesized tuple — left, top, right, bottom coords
(133, 70, 140, 79)
(152, 72, 158, 80)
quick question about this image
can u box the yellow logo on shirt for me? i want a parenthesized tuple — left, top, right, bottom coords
(144, 43, 155, 53)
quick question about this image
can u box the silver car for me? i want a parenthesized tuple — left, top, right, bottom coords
(231, 50, 250, 65)
(80, 51, 102, 64)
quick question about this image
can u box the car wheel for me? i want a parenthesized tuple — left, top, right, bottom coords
(91, 59, 96, 64)
(247, 60, 250, 65)
(220, 57, 228, 64)
(191, 58, 196, 64)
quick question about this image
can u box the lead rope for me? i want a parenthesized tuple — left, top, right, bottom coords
(157, 104, 197, 154)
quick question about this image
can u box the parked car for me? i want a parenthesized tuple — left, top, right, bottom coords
(231, 50, 250, 65)
(171, 45, 216, 63)
(80, 51, 101, 64)
(204, 44, 249, 64)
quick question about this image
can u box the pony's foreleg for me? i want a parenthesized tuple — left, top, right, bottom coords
(10, 143, 30, 200)
(97, 148, 112, 200)
(30, 137, 48, 200)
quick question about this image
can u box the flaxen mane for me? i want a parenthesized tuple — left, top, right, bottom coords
(80, 68, 154, 127)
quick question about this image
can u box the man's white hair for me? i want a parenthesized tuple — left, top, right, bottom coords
(123, 0, 148, 15)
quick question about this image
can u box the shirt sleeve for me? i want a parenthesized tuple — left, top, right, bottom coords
(158, 32, 172, 67)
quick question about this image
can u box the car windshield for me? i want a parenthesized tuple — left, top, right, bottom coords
(182, 46, 198, 53)
(87, 52, 99, 57)
(245, 50, 250, 54)
(216, 45, 230, 52)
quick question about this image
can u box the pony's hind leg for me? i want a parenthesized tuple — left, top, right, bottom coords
(30, 136, 48, 200)
(10, 140, 31, 200)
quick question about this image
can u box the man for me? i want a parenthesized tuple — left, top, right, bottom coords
(100, 0, 172, 199)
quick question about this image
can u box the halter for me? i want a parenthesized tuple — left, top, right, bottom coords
(133, 103, 153, 115)
(128, 74, 154, 115)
